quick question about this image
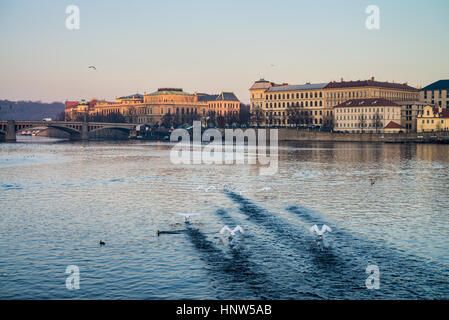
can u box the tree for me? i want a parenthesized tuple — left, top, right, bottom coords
(250, 106, 266, 127)
(89, 111, 126, 123)
(322, 111, 334, 131)
(286, 105, 302, 127)
(372, 110, 383, 133)
(359, 112, 367, 132)
(209, 111, 218, 127)
(55, 111, 65, 121)
(221, 111, 236, 127)
(266, 111, 275, 127)
(238, 104, 251, 127)
(161, 113, 174, 128)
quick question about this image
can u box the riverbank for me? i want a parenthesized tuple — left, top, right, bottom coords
(277, 129, 449, 143)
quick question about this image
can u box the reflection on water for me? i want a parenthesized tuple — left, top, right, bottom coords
(0, 138, 448, 299)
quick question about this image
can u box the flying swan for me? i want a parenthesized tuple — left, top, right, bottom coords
(309, 224, 332, 237)
(220, 225, 244, 237)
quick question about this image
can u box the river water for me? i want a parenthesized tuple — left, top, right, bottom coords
(0, 137, 448, 299)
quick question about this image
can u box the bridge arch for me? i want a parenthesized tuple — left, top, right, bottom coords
(88, 126, 131, 140)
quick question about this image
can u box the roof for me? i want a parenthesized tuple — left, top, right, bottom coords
(89, 99, 98, 108)
(421, 80, 449, 91)
(325, 79, 418, 91)
(334, 98, 400, 108)
(266, 83, 327, 92)
(249, 79, 276, 90)
(441, 109, 449, 118)
(384, 121, 403, 129)
(147, 88, 192, 96)
(65, 101, 78, 109)
(216, 92, 239, 101)
(118, 94, 143, 100)
(430, 107, 449, 118)
(196, 94, 218, 102)
(197, 92, 239, 102)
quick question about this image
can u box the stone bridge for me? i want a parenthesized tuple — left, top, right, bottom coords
(0, 120, 136, 142)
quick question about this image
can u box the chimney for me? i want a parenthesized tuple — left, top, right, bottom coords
(371, 76, 375, 81)
(340, 78, 344, 82)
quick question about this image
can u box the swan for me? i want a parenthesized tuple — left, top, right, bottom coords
(309, 224, 332, 237)
(178, 213, 199, 222)
(220, 225, 244, 237)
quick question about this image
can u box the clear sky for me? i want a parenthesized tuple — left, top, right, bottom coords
(0, 0, 448, 103)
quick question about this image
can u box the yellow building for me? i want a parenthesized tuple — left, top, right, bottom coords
(324, 77, 420, 107)
(198, 92, 240, 117)
(334, 98, 403, 133)
(417, 105, 449, 133)
(250, 77, 419, 128)
(249, 80, 330, 127)
(83, 88, 240, 126)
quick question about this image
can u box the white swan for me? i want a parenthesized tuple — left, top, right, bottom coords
(220, 225, 244, 237)
(178, 213, 199, 222)
(197, 185, 216, 193)
(309, 224, 332, 236)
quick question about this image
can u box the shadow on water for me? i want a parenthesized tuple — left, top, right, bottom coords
(226, 191, 449, 299)
(183, 220, 287, 299)
(226, 190, 341, 263)
(286, 204, 449, 299)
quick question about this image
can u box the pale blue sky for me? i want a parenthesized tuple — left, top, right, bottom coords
(0, 0, 448, 103)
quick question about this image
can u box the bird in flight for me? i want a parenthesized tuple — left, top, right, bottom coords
(178, 213, 199, 222)
(310, 224, 332, 237)
(197, 185, 216, 193)
(220, 225, 244, 237)
(88, 66, 97, 70)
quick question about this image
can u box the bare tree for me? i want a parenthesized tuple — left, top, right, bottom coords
(359, 112, 367, 132)
(286, 105, 302, 127)
(250, 106, 266, 127)
(372, 110, 383, 133)
(161, 113, 175, 128)
(322, 112, 334, 131)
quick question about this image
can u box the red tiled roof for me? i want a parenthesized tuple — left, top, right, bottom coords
(325, 79, 418, 91)
(65, 101, 79, 109)
(334, 98, 400, 108)
(439, 109, 449, 118)
(384, 121, 403, 129)
(89, 99, 98, 108)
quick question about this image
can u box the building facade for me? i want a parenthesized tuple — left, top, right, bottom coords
(420, 80, 449, 109)
(249, 77, 419, 129)
(400, 101, 428, 132)
(417, 105, 449, 133)
(324, 77, 420, 107)
(65, 88, 240, 126)
(249, 80, 330, 127)
(334, 98, 402, 133)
